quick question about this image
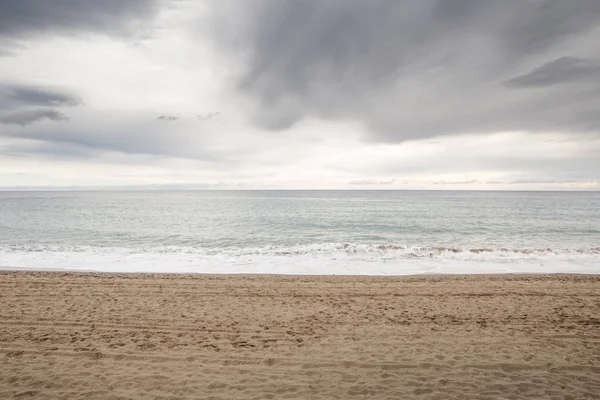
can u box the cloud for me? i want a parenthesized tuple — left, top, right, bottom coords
(505, 57, 600, 88)
(198, 112, 220, 121)
(211, 0, 600, 142)
(0, 83, 81, 126)
(0, 109, 69, 126)
(0, 0, 163, 41)
(349, 179, 396, 186)
(156, 113, 220, 121)
(0, 1, 599, 189)
(0, 83, 82, 109)
(0, 110, 262, 165)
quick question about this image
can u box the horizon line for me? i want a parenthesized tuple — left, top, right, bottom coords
(1, 188, 599, 192)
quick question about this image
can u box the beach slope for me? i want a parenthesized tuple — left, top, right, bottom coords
(1, 272, 599, 399)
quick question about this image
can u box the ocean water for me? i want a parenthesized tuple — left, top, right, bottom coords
(0, 190, 598, 275)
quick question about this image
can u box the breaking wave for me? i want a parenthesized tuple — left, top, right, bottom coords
(1, 243, 599, 275)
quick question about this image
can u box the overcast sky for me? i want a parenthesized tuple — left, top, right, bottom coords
(1, 0, 599, 190)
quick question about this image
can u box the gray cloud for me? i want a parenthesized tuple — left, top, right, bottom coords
(155, 113, 220, 121)
(1, 0, 599, 189)
(211, 0, 600, 141)
(0, 109, 69, 126)
(0, 83, 81, 126)
(0, 0, 163, 41)
(506, 57, 600, 88)
(0, 83, 82, 109)
(0, 113, 258, 167)
(198, 112, 220, 121)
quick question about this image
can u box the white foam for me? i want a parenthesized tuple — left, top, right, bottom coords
(0, 244, 598, 275)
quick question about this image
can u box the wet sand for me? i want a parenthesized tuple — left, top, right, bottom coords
(1, 272, 599, 399)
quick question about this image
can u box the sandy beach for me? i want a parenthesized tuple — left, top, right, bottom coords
(1, 272, 599, 399)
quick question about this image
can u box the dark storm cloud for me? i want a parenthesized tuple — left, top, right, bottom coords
(212, 0, 600, 141)
(0, 109, 69, 126)
(0, 0, 163, 40)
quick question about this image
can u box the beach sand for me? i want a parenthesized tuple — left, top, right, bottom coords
(1, 272, 599, 399)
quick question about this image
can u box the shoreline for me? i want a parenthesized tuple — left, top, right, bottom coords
(2, 268, 599, 278)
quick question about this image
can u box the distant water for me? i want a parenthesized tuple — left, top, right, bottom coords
(1, 191, 598, 275)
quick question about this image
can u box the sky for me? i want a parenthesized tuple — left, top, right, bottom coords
(0, 0, 599, 190)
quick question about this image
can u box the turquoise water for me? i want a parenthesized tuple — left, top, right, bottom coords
(0, 191, 598, 274)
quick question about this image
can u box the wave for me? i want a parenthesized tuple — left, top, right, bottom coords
(2, 243, 600, 257)
(271, 244, 600, 257)
(1, 242, 599, 276)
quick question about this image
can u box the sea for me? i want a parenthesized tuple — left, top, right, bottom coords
(0, 190, 598, 275)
